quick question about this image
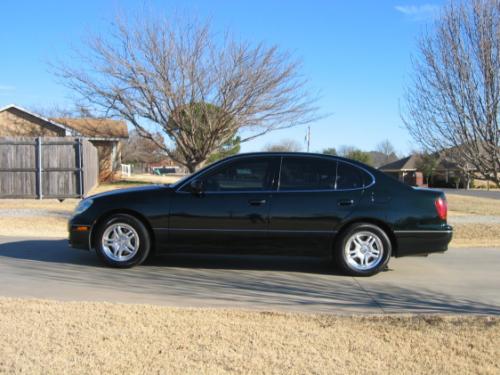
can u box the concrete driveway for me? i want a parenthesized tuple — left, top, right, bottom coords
(0, 236, 499, 315)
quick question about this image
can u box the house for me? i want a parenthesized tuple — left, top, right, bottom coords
(378, 155, 425, 186)
(379, 153, 472, 188)
(0, 104, 128, 181)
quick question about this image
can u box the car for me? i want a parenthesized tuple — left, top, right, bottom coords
(152, 166, 178, 175)
(68, 152, 452, 276)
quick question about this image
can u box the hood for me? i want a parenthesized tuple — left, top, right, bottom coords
(87, 184, 170, 200)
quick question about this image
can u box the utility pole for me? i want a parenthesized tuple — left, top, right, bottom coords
(306, 125, 311, 152)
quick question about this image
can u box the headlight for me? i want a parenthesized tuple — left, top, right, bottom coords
(74, 199, 93, 215)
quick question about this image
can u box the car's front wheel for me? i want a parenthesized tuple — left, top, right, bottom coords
(334, 223, 391, 276)
(95, 214, 150, 268)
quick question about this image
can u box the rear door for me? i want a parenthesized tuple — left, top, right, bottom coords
(267, 156, 370, 256)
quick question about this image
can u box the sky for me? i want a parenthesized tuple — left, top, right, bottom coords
(0, 0, 444, 156)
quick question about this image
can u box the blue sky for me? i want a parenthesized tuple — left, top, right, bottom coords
(0, 1, 443, 155)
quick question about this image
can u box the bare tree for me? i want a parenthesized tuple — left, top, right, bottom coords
(376, 139, 397, 159)
(54, 14, 319, 172)
(402, 0, 500, 186)
(122, 130, 167, 165)
(263, 139, 302, 152)
(30, 104, 93, 119)
(322, 147, 337, 156)
(371, 140, 398, 167)
(338, 146, 372, 165)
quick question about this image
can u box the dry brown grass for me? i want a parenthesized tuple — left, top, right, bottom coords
(450, 223, 500, 248)
(447, 194, 500, 216)
(0, 298, 499, 375)
(0, 182, 150, 238)
(121, 173, 182, 185)
(471, 180, 500, 189)
(0, 217, 68, 238)
(88, 174, 180, 194)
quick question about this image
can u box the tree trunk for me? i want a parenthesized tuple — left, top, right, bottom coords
(186, 164, 197, 174)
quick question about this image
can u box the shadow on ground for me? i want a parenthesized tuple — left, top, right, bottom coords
(0, 239, 499, 315)
(0, 238, 338, 273)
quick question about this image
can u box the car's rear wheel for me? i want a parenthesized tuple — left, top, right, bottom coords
(95, 214, 150, 268)
(334, 223, 391, 276)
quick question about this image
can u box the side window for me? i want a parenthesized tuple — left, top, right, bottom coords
(201, 159, 273, 192)
(279, 157, 337, 191)
(336, 162, 372, 189)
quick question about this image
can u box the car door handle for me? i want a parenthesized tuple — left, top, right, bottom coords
(248, 199, 267, 206)
(338, 199, 355, 206)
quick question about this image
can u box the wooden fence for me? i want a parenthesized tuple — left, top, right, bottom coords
(0, 137, 99, 199)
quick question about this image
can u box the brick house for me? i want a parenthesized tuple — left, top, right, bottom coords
(0, 104, 128, 181)
(379, 153, 473, 188)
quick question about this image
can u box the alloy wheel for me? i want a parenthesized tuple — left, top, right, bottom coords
(344, 231, 384, 271)
(101, 223, 140, 262)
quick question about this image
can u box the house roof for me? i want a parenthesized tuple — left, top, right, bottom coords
(379, 155, 420, 171)
(0, 104, 74, 136)
(0, 104, 129, 140)
(379, 153, 466, 172)
(51, 118, 128, 139)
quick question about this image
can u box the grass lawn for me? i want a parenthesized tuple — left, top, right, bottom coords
(447, 194, 500, 216)
(0, 179, 498, 247)
(0, 298, 498, 375)
(451, 223, 500, 247)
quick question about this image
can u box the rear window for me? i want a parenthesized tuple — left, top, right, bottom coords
(336, 162, 373, 189)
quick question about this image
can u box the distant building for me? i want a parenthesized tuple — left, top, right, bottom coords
(379, 155, 425, 186)
(379, 153, 472, 188)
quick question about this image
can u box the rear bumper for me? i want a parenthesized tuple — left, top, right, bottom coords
(394, 226, 453, 257)
(68, 224, 91, 251)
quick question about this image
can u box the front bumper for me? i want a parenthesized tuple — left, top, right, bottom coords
(394, 225, 453, 257)
(68, 223, 92, 250)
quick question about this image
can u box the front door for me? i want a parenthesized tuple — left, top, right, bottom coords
(168, 156, 279, 253)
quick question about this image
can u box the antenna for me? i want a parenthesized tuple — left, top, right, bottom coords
(306, 125, 311, 152)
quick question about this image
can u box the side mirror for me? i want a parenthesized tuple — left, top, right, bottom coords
(189, 179, 204, 195)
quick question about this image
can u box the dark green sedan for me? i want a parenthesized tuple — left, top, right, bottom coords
(68, 152, 452, 276)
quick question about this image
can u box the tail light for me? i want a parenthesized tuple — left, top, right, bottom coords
(435, 197, 447, 221)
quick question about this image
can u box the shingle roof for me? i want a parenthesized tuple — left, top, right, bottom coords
(50, 118, 128, 139)
(379, 154, 420, 171)
(0, 104, 74, 136)
(379, 153, 465, 172)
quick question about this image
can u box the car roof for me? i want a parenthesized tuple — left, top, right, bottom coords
(225, 152, 374, 170)
(173, 151, 398, 191)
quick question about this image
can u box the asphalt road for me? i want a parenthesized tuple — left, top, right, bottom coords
(0, 236, 499, 315)
(443, 188, 500, 199)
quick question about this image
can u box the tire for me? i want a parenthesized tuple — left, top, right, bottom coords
(95, 214, 151, 268)
(334, 223, 391, 276)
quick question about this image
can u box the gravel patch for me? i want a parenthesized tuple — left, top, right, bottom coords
(449, 215, 500, 224)
(0, 209, 71, 219)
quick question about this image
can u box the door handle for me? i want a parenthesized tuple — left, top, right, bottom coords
(337, 199, 355, 207)
(248, 199, 267, 206)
